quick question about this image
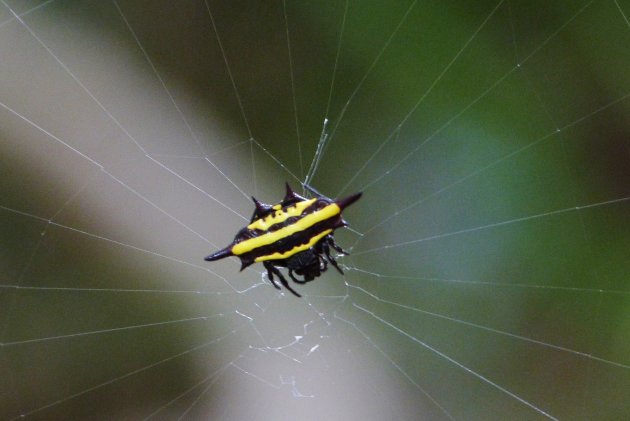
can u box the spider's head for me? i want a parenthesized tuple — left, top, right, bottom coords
(294, 263, 320, 282)
(289, 250, 321, 282)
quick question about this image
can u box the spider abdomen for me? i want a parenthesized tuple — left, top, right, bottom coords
(205, 183, 361, 297)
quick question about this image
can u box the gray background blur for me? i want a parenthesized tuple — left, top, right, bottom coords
(1, 0, 629, 420)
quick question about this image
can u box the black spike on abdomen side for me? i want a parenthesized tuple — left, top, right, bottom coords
(204, 246, 233, 261)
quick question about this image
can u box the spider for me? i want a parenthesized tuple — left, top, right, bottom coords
(205, 183, 361, 297)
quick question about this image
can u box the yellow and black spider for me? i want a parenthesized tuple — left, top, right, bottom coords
(205, 183, 361, 297)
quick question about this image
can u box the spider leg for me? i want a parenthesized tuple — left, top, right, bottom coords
(263, 261, 282, 290)
(289, 269, 308, 284)
(264, 261, 301, 297)
(328, 238, 349, 256)
(323, 241, 344, 275)
(318, 255, 328, 272)
(290, 268, 318, 284)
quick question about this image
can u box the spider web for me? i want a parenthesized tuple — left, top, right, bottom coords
(1, 0, 630, 419)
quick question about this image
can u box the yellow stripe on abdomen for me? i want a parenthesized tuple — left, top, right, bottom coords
(255, 229, 332, 262)
(247, 198, 316, 231)
(232, 203, 340, 256)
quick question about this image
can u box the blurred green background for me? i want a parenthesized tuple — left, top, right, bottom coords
(1, 0, 629, 419)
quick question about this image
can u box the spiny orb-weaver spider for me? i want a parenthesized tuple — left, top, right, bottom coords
(205, 183, 362, 297)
